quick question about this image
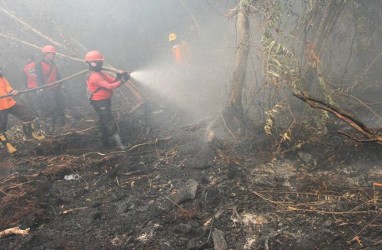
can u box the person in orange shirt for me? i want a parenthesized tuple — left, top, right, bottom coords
(84, 50, 129, 150)
(23, 55, 41, 117)
(169, 33, 191, 65)
(36, 45, 66, 133)
(23, 55, 38, 89)
(0, 67, 45, 154)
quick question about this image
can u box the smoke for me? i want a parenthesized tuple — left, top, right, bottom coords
(131, 65, 199, 112)
(129, 57, 228, 120)
(0, 0, 236, 121)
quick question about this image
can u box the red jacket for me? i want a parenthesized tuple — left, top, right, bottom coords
(173, 41, 191, 64)
(36, 60, 60, 86)
(86, 71, 122, 101)
(0, 77, 16, 110)
(23, 61, 38, 89)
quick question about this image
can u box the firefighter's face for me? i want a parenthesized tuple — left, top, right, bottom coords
(45, 52, 56, 62)
(88, 61, 103, 72)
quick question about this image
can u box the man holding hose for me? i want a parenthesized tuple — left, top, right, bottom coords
(36, 45, 66, 133)
(0, 67, 45, 154)
(84, 50, 129, 150)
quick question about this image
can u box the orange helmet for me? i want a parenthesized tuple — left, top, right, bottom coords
(41, 45, 57, 54)
(84, 50, 104, 62)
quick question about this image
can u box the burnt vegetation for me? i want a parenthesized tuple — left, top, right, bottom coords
(1, 0, 382, 249)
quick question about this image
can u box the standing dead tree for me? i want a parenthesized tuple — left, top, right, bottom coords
(205, 1, 258, 143)
(222, 1, 257, 136)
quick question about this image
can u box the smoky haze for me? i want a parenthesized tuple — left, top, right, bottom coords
(0, 0, 239, 121)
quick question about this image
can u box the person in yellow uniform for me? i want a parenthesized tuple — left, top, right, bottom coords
(0, 67, 45, 154)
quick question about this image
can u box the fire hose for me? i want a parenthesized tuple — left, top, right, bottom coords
(0, 68, 144, 113)
(0, 69, 88, 99)
(102, 67, 144, 113)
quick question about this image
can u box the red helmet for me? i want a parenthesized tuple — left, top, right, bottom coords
(84, 50, 104, 62)
(41, 45, 57, 54)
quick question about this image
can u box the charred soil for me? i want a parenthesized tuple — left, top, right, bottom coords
(1, 103, 382, 250)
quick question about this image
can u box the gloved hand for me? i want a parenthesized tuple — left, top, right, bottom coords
(10, 90, 19, 96)
(116, 71, 124, 81)
(122, 72, 130, 82)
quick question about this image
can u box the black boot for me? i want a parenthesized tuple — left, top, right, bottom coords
(31, 119, 45, 140)
(45, 118, 55, 134)
(22, 122, 33, 140)
(56, 115, 65, 131)
(101, 134, 111, 149)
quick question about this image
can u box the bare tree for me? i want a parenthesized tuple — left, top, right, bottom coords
(223, 1, 253, 135)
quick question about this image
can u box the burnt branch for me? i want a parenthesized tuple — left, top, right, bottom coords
(293, 91, 382, 145)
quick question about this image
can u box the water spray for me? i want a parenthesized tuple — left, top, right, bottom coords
(102, 67, 144, 112)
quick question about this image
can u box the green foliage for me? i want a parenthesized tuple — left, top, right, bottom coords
(264, 103, 283, 135)
(261, 35, 301, 92)
(257, 0, 336, 152)
(239, 0, 255, 8)
(259, 0, 302, 91)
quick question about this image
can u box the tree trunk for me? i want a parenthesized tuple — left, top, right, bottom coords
(225, 6, 250, 132)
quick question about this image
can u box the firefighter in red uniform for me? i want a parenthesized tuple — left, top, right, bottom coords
(24, 55, 38, 89)
(169, 33, 191, 65)
(35, 45, 66, 133)
(84, 50, 129, 150)
(23, 55, 40, 117)
(0, 67, 45, 154)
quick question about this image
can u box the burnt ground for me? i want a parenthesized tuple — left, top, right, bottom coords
(1, 97, 382, 250)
